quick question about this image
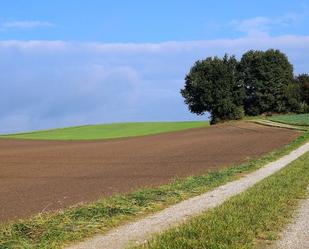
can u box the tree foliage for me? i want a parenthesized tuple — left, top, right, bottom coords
(181, 49, 308, 124)
(295, 74, 309, 113)
(296, 74, 309, 104)
(181, 55, 244, 124)
(283, 81, 301, 112)
(239, 49, 294, 115)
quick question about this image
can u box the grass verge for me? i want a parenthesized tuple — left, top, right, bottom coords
(268, 113, 309, 126)
(135, 152, 309, 249)
(0, 131, 308, 249)
(0, 121, 209, 140)
(249, 119, 307, 131)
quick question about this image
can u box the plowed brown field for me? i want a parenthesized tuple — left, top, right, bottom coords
(0, 122, 299, 222)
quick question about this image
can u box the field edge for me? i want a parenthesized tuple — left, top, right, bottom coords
(0, 121, 209, 141)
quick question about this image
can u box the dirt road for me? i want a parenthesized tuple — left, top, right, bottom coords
(0, 122, 299, 222)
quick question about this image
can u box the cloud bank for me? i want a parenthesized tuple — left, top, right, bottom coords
(1, 20, 54, 30)
(0, 35, 309, 133)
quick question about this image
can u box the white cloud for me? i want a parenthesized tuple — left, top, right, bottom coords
(0, 35, 308, 133)
(1, 20, 54, 30)
(230, 17, 271, 37)
(2, 35, 309, 55)
(0, 40, 68, 53)
(230, 13, 306, 37)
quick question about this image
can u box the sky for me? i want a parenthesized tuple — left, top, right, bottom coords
(0, 0, 309, 133)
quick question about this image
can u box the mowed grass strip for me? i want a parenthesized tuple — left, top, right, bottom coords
(0, 132, 308, 249)
(0, 121, 209, 140)
(269, 113, 309, 126)
(135, 152, 309, 249)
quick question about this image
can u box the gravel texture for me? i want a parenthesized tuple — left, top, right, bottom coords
(273, 193, 309, 249)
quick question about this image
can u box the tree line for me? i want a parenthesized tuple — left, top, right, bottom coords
(181, 49, 309, 124)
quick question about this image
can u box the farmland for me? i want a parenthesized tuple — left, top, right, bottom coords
(0, 121, 305, 249)
(0, 122, 298, 223)
(0, 118, 308, 249)
(269, 113, 309, 126)
(0, 121, 209, 140)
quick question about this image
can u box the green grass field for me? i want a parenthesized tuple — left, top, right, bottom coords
(269, 113, 309, 126)
(0, 121, 209, 140)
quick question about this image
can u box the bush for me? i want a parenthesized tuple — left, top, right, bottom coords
(298, 102, 309, 114)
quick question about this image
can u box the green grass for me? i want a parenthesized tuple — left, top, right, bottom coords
(269, 113, 309, 126)
(0, 121, 209, 140)
(0, 131, 308, 249)
(135, 152, 309, 249)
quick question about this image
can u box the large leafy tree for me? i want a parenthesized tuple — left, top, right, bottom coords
(181, 55, 245, 124)
(239, 49, 294, 115)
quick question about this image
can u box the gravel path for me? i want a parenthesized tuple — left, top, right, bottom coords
(273, 193, 309, 249)
(66, 142, 309, 249)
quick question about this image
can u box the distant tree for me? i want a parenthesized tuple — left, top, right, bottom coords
(296, 74, 309, 104)
(283, 81, 301, 112)
(295, 74, 309, 113)
(182, 49, 307, 123)
(239, 49, 294, 115)
(181, 54, 245, 124)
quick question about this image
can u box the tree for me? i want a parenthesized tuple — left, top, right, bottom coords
(239, 49, 294, 115)
(296, 74, 309, 104)
(283, 81, 301, 112)
(181, 49, 307, 123)
(295, 74, 309, 113)
(181, 54, 245, 124)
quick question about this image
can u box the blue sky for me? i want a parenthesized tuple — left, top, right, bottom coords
(1, 0, 309, 41)
(0, 0, 309, 133)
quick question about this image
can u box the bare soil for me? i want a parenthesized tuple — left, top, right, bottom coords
(0, 122, 299, 222)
